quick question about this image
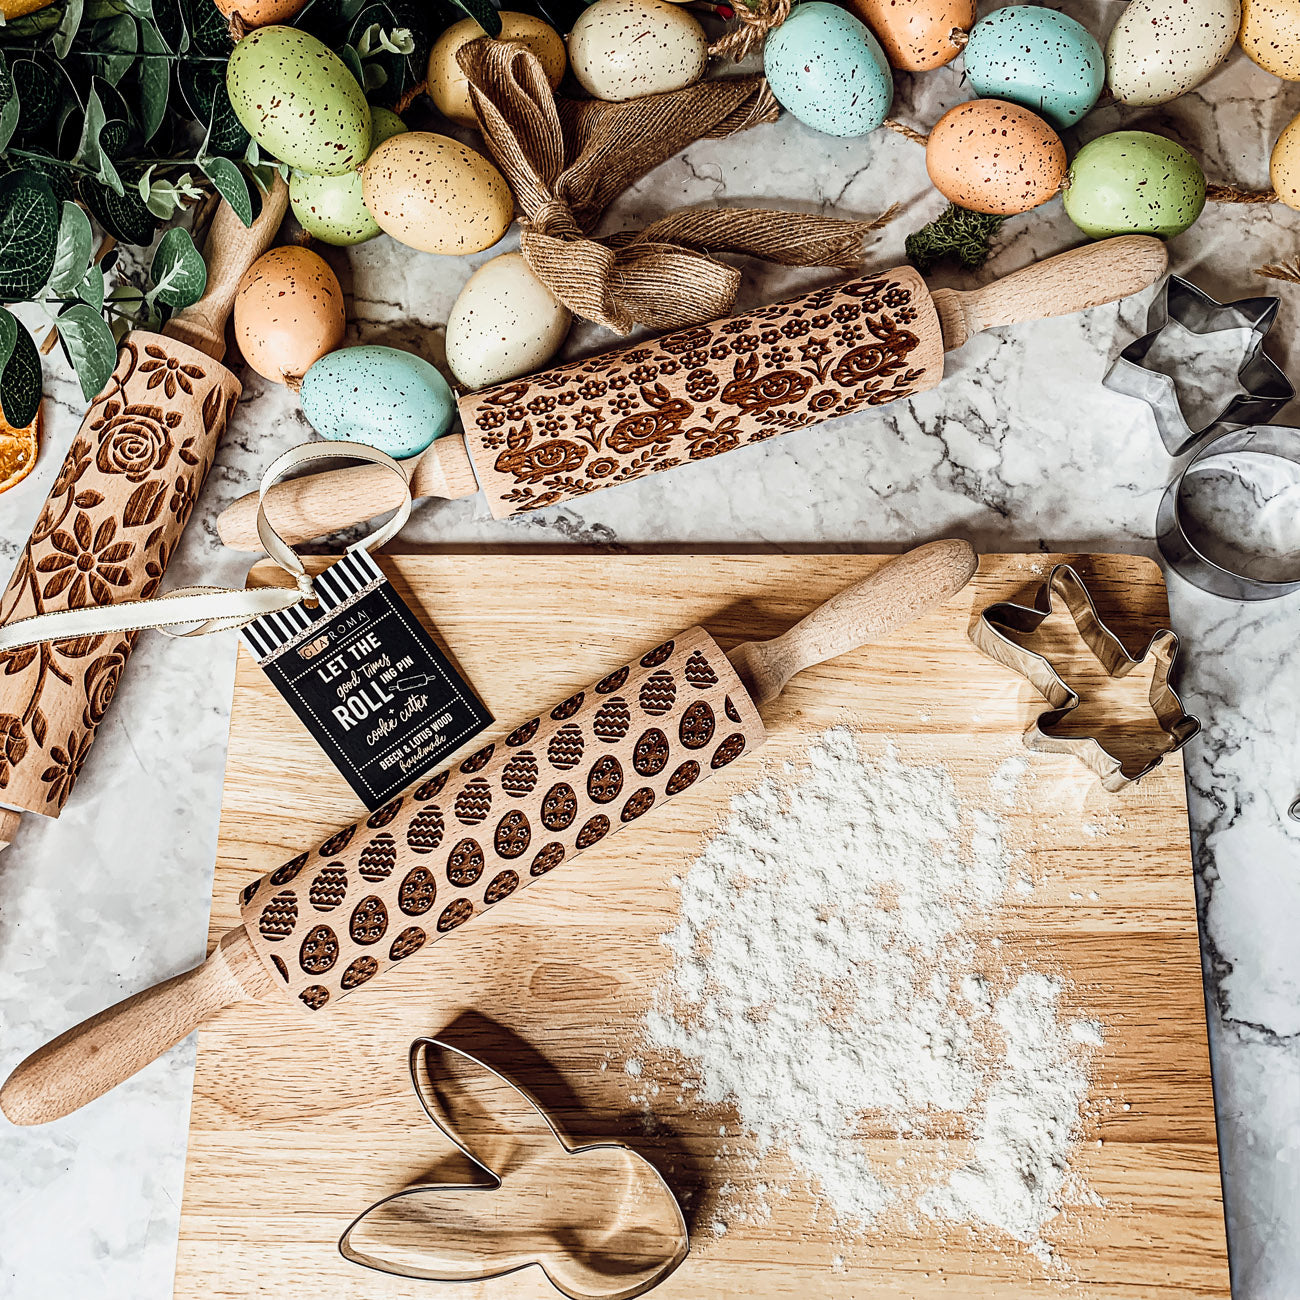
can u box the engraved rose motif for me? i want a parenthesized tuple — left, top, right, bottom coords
(82, 642, 130, 728)
(0, 714, 27, 788)
(91, 401, 180, 481)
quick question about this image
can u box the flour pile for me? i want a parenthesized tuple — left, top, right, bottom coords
(641, 729, 1101, 1262)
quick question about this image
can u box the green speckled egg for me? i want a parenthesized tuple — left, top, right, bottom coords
(964, 6, 1104, 131)
(1063, 130, 1205, 238)
(764, 2, 893, 138)
(290, 109, 407, 245)
(227, 26, 371, 176)
(299, 345, 456, 459)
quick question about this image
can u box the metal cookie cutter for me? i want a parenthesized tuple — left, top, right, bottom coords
(971, 565, 1201, 792)
(340, 1037, 689, 1300)
(1103, 276, 1294, 456)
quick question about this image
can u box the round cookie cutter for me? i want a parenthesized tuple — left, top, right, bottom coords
(1156, 424, 1300, 602)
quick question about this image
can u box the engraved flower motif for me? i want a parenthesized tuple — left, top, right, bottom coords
(709, 343, 732, 361)
(719, 317, 753, 335)
(526, 395, 556, 414)
(169, 473, 198, 525)
(506, 405, 527, 421)
(762, 345, 793, 367)
(760, 329, 780, 344)
(90, 401, 179, 482)
(35, 514, 135, 607)
(51, 439, 92, 499)
(895, 306, 918, 325)
(578, 379, 608, 400)
(557, 391, 578, 406)
(799, 338, 833, 364)
(609, 394, 635, 415)
(573, 406, 606, 434)
(629, 364, 659, 384)
(810, 314, 832, 329)
(623, 348, 652, 363)
(680, 348, 709, 368)
(833, 324, 864, 348)
(884, 287, 910, 308)
(82, 641, 130, 728)
(732, 334, 760, 353)
(138, 345, 205, 399)
(0, 714, 27, 788)
(538, 414, 566, 435)
(607, 374, 629, 391)
(831, 304, 860, 324)
(657, 359, 679, 376)
(781, 318, 811, 339)
(40, 730, 93, 808)
(478, 410, 505, 430)
(586, 457, 619, 479)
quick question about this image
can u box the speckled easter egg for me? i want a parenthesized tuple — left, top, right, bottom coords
(290, 108, 407, 246)
(233, 246, 346, 385)
(361, 132, 514, 255)
(428, 13, 566, 125)
(299, 346, 456, 458)
(568, 0, 706, 100)
(1107, 0, 1240, 106)
(964, 7, 1104, 130)
(848, 0, 972, 70)
(1270, 111, 1300, 209)
(764, 2, 893, 137)
(1063, 130, 1206, 237)
(214, 0, 306, 26)
(925, 99, 1066, 215)
(226, 27, 371, 176)
(445, 252, 572, 390)
(1240, 0, 1300, 77)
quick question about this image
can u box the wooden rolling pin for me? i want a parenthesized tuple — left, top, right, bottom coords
(0, 179, 289, 851)
(216, 236, 1168, 550)
(1, 539, 977, 1124)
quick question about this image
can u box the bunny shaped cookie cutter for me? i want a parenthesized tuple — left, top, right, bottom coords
(340, 1037, 689, 1300)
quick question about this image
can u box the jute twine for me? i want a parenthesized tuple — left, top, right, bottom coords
(457, 40, 896, 332)
(1258, 260, 1300, 284)
(708, 0, 791, 61)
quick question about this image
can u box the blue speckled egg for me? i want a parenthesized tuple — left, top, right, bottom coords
(963, 6, 1104, 132)
(299, 345, 455, 459)
(764, 2, 893, 138)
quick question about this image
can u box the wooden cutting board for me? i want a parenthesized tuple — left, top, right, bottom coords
(175, 553, 1229, 1299)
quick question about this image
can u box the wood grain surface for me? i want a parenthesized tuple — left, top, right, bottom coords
(176, 553, 1229, 1299)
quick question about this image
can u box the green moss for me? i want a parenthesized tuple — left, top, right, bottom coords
(905, 204, 1006, 275)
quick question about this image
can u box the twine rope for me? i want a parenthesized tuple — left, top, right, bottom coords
(708, 0, 792, 60)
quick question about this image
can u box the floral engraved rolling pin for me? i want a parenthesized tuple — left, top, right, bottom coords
(2, 540, 976, 1124)
(217, 235, 1168, 549)
(0, 180, 289, 852)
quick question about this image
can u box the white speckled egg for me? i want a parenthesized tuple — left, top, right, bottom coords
(1240, 0, 1300, 77)
(764, 2, 893, 137)
(227, 26, 370, 176)
(1270, 111, 1300, 209)
(233, 246, 346, 385)
(445, 252, 572, 390)
(299, 346, 456, 458)
(361, 132, 514, 255)
(567, 0, 706, 101)
(964, 6, 1104, 130)
(1107, 0, 1240, 106)
(428, 13, 566, 126)
(849, 0, 972, 70)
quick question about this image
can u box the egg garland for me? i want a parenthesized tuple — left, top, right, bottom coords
(1063, 131, 1207, 239)
(1107, 0, 1241, 106)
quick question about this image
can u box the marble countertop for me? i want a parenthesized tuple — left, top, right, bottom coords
(2, 17, 1299, 1297)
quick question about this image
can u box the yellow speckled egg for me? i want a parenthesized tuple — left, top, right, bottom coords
(1271, 112, 1300, 209)
(925, 99, 1066, 216)
(233, 246, 346, 385)
(848, 0, 973, 70)
(214, 0, 306, 27)
(1240, 0, 1300, 77)
(361, 132, 514, 255)
(428, 13, 566, 126)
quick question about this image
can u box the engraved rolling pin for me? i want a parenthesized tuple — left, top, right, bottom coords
(0, 179, 289, 851)
(1, 540, 977, 1124)
(217, 235, 1168, 550)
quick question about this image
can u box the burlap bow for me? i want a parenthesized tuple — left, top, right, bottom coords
(457, 40, 894, 333)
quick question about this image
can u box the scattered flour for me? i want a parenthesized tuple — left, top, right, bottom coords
(639, 728, 1102, 1264)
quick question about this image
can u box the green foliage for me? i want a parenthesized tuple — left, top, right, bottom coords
(906, 204, 1007, 275)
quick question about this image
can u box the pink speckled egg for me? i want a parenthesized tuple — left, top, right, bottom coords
(925, 99, 1066, 216)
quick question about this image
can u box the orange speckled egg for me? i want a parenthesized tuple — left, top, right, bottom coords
(848, 0, 973, 70)
(233, 246, 346, 385)
(214, 0, 307, 26)
(925, 99, 1066, 216)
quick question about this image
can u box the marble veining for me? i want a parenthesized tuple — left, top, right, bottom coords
(2, 11, 1299, 1296)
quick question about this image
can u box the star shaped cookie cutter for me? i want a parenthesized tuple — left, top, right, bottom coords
(970, 565, 1201, 792)
(1103, 275, 1294, 456)
(340, 1037, 689, 1300)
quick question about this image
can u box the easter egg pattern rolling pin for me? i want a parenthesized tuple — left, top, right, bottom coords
(0, 541, 977, 1124)
(217, 235, 1168, 550)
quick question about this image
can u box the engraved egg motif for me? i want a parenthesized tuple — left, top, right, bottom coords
(621, 787, 656, 822)
(640, 640, 674, 667)
(407, 806, 446, 854)
(455, 777, 493, 825)
(459, 742, 495, 773)
(724, 695, 741, 723)
(309, 864, 348, 911)
(540, 782, 578, 831)
(493, 810, 531, 859)
(595, 665, 629, 694)
(438, 898, 474, 931)
(506, 717, 540, 747)
(366, 796, 404, 829)
(414, 771, 449, 801)
(666, 760, 700, 794)
(398, 865, 437, 914)
(711, 733, 747, 768)
(550, 691, 584, 721)
(258, 890, 298, 941)
(447, 837, 485, 886)
(592, 697, 632, 743)
(547, 723, 585, 770)
(633, 727, 670, 777)
(349, 895, 389, 945)
(501, 750, 540, 797)
(341, 955, 379, 989)
(300, 985, 330, 1010)
(587, 755, 624, 804)
(300, 924, 340, 974)
(484, 869, 520, 904)
(679, 700, 715, 749)
(639, 670, 676, 716)
(575, 815, 610, 848)
(531, 842, 565, 876)
(319, 824, 357, 858)
(358, 833, 398, 881)
(684, 649, 718, 688)
(271, 954, 289, 982)
(270, 852, 309, 885)
(241, 879, 261, 906)
(389, 925, 427, 960)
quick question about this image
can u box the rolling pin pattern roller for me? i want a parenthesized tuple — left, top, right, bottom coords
(239, 626, 764, 1010)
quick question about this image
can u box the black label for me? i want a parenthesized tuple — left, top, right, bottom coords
(239, 549, 492, 809)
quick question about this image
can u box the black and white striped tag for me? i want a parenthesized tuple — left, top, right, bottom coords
(240, 548, 491, 810)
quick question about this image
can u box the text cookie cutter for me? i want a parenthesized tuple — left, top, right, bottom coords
(971, 565, 1201, 792)
(1103, 275, 1294, 456)
(340, 1037, 689, 1300)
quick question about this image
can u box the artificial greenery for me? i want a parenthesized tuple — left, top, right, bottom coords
(905, 204, 1006, 276)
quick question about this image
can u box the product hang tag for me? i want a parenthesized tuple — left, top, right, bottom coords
(240, 546, 492, 810)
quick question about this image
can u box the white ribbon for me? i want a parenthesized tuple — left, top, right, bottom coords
(0, 441, 413, 653)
